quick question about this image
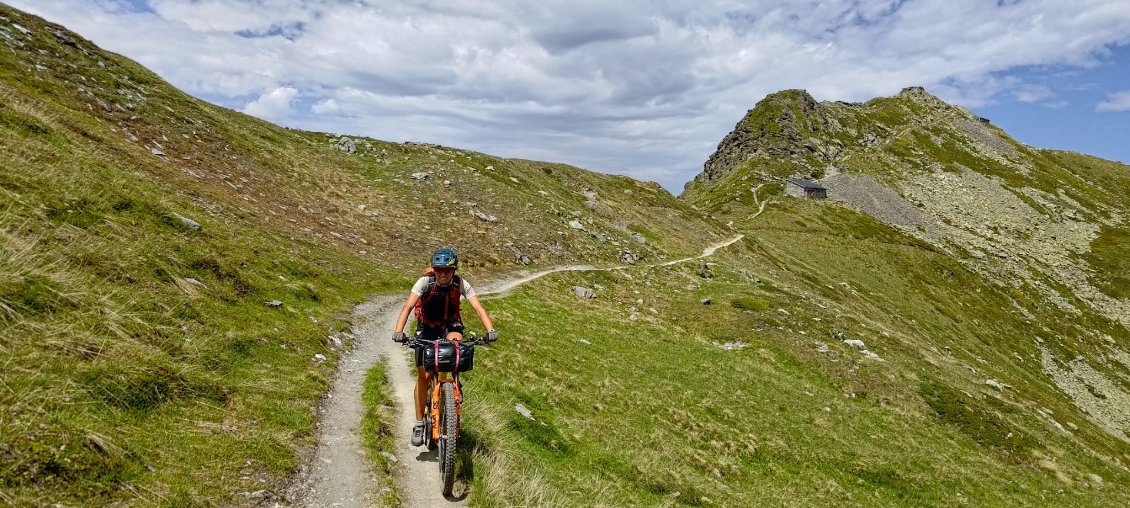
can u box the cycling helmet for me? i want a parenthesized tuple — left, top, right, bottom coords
(431, 247, 459, 270)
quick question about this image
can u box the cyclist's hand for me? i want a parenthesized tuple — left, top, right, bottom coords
(486, 329, 499, 343)
(392, 331, 407, 343)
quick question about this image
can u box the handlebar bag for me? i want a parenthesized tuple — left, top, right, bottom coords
(423, 340, 475, 372)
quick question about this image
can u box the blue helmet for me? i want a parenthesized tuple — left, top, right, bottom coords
(431, 247, 459, 269)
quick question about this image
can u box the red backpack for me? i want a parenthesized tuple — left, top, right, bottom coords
(414, 267, 463, 327)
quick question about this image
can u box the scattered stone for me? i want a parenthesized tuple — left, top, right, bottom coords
(860, 349, 884, 361)
(568, 220, 585, 230)
(314, 353, 326, 361)
(410, 172, 429, 180)
(1066, 421, 1079, 431)
(985, 379, 1007, 391)
(328, 335, 343, 348)
(150, 146, 166, 157)
(265, 300, 283, 308)
(538, 190, 550, 196)
(184, 277, 205, 287)
(719, 341, 745, 350)
(578, 339, 591, 345)
(334, 136, 356, 153)
(380, 451, 398, 463)
(172, 212, 201, 231)
(698, 260, 713, 279)
(572, 286, 596, 299)
(515, 403, 535, 420)
(473, 210, 499, 223)
(443, 179, 452, 186)
(630, 232, 646, 244)
(620, 251, 636, 265)
(700, 298, 712, 305)
(843, 339, 866, 349)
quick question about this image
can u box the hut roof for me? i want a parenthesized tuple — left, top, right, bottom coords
(787, 178, 826, 190)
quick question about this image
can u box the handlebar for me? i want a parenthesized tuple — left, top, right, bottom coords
(401, 336, 489, 348)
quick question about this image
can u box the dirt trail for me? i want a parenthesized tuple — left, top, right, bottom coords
(287, 296, 401, 507)
(293, 234, 743, 507)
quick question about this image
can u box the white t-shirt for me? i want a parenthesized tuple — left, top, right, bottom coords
(411, 276, 476, 299)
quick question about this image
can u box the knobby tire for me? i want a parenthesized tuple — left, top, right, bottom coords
(439, 382, 457, 496)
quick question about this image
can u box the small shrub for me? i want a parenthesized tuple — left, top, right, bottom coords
(731, 297, 770, 312)
(919, 381, 1035, 460)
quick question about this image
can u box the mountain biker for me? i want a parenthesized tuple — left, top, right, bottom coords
(391, 247, 498, 447)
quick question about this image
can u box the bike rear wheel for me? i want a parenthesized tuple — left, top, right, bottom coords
(439, 382, 457, 495)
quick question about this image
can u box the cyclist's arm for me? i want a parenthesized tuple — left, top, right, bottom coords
(467, 295, 494, 331)
(395, 292, 421, 333)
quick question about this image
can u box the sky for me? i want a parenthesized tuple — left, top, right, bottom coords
(9, 1, 1130, 192)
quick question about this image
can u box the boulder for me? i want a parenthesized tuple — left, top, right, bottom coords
(572, 286, 596, 299)
(335, 136, 357, 153)
(172, 213, 201, 231)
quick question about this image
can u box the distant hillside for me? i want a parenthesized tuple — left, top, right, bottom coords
(683, 86, 1130, 329)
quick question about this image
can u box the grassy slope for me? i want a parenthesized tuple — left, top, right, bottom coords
(5, 4, 1130, 506)
(0, 5, 726, 505)
(460, 199, 1130, 506)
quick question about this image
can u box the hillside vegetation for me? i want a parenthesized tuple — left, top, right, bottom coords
(0, 5, 723, 505)
(4, 3, 1130, 507)
(461, 199, 1130, 506)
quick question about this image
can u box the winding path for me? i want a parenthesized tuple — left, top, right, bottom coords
(292, 234, 744, 507)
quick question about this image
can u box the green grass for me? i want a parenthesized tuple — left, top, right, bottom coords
(1084, 224, 1130, 299)
(0, 4, 730, 503)
(5, 4, 1130, 506)
(455, 198, 1130, 506)
(361, 362, 401, 506)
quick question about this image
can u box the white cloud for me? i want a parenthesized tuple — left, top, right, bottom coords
(1013, 84, 1055, 103)
(1097, 90, 1130, 112)
(242, 87, 298, 120)
(311, 98, 340, 115)
(7, 0, 1130, 190)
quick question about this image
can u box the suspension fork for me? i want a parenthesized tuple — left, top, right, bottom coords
(430, 376, 443, 441)
(430, 373, 464, 440)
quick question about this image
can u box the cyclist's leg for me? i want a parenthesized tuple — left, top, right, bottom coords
(445, 321, 465, 341)
(412, 325, 441, 445)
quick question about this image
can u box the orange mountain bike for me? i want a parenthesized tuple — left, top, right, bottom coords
(403, 335, 485, 495)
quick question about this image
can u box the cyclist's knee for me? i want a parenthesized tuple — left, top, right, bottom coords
(446, 331, 463, 341)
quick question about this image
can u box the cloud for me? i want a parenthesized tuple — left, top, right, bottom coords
(311, 98, 341, 115)
(242, 87, 298, 120)
(8, 0, 1130, 190)
(1013, 84, 1055, 103)
(1097, 90, 1130, 112)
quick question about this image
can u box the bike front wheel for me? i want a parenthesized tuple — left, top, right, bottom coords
(439, 382, 457, 496)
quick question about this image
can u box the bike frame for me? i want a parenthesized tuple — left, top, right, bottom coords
(429, 371, 462, 442)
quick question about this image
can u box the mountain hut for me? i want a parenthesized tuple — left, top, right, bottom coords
(785, 179, 827, 199)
